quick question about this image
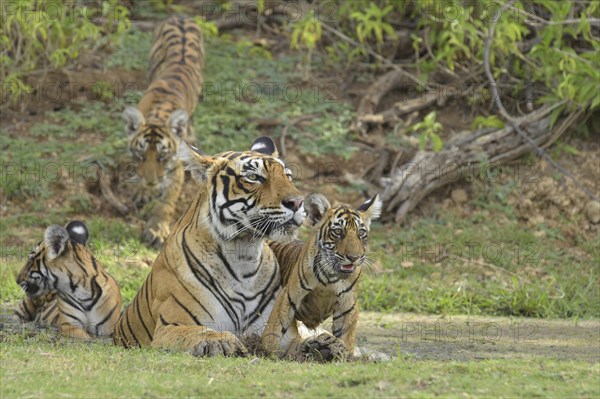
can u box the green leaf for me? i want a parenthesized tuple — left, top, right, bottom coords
(418, 133, 427, 151)
(431, 134, 443, 152)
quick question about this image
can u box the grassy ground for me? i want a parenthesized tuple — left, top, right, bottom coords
(1, 329, 598, 398)
(1, 26, 598, 398)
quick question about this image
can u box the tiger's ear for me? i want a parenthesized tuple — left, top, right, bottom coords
(177, 140, 220, 183)
(168, 109, 189, 137)
(65, 220, 89, 246)
(357, 194, 383, 228)
(44, 225, 70, 260)
(250, 137, 278, 158)
(123, 107, 144, 137)
(304, 193, 331, 226)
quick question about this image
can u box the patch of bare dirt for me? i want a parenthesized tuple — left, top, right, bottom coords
(356, 312, 600, 362)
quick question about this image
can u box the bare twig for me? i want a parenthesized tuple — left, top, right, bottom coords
(484, 0, 599, 201)
(507, 4, 600, 28)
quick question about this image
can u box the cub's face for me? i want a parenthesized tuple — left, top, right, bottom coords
(179, 137, 305, 242)
(16, 221, 90, 298)
(305, 194, 383, 278)
(122, 107, 189, 205)
(17, 242, 51, 298)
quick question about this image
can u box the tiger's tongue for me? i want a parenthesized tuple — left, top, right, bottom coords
(341, 264, 354, 271)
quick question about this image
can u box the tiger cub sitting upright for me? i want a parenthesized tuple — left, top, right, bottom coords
(122, 15, 204, 247)
(262, 193, 382, 359)
(15, 221, 122, 339)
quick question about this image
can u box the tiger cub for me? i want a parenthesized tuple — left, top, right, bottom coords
(262, 194, 382, 359)
(15, 221, 122, 339)
(122, 15, 204, 248)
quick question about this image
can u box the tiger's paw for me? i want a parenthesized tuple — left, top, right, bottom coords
(190, 334, 248, 357)
(299, 333, 350, 362)
(142, 223, 170, 249)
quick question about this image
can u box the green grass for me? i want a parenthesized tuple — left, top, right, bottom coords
(359, 182, 599, 319)
(1, 332, 597, 398)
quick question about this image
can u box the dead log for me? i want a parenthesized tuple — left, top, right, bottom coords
(379, 105, 578, 223)
(358, 90, 443, 126)
(352, 70, 412, 135)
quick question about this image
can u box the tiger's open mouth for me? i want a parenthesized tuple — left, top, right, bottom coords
(339, 264, 356, 274)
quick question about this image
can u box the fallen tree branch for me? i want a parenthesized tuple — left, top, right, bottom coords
(352, 70, 412, 135)
(357, 90, 450, 128)
(485, 0, 599, 202)
(379, 103, 577, 223)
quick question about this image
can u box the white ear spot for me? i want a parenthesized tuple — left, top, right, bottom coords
(70, 225, 85, 235)
(252, 142, 267, 151)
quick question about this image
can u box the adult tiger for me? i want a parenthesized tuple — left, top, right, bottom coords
(262, 193, 382, 359)
(15, 221, 122, 339)
(122, 15, 204, 248)
(113, 137, 341, 358)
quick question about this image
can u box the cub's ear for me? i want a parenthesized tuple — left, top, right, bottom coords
(177, 140, 220, 183)
(65, 220, 89, 246)
(123, 107, 144, 137)
(357, 194, 383, 227)
(250, 137, 278, 158)
(44, 225, 70, 260)
(304, 193, 331, 226)
(168, 109, 189, 137)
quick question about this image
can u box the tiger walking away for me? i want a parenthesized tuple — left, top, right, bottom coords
(263, 193, 382, 360)
(122, 15, 205, 248)
(15, 221, 122, 339)
(113, 137, 346, 359)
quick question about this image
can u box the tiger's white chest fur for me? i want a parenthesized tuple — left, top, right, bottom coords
(179, 236, 281, 335)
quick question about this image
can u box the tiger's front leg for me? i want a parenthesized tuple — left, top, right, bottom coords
(261, 285, 301, 356)
(332, 296, 359, 353)
(150, 296, 247, 357)
(141, 165, 184, 248)
(58, 312, 91, 340)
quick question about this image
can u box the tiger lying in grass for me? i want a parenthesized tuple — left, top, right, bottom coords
(262, 193, 382, 360)
(15, 221, 122, 339)
(113, 137, 344, 359)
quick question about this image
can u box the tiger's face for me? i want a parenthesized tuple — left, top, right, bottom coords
(178, 137, 305, 242)
(305, 193, 382, 278)
(123, 107, 189, 205)
(16, 221, 90, 298)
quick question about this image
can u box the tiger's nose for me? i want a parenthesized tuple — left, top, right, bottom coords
(346, 255, 360, 263)
(282, 196, 304, 212)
